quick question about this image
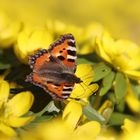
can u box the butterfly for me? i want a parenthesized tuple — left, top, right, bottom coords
(26, 34, 82, 100)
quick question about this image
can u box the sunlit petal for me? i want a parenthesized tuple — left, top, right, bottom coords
(124, 70, 140, 80)
(75, 121, 101, 138)
(75, 64, 93, 85)
(70, 83, 98, 99)
(6, 91, 34, 117)
(63, 100, 82, 130)
(125, 84, 140, 113)
(7, 116, 35, 127)
(0, 123, 16, 136)
(0, 81, 9, 104)
(121, 119, 136, 134)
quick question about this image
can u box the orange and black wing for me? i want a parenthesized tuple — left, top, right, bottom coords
(26, 34, 77, 100)
(45, 83, 74, 100)
(49, 34, 77, 72)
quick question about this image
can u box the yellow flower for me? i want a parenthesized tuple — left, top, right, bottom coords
(63, 64, 98, 129)
(120, 119, 140, 140)
(125, 83, 140, 113)
(0, 11, 21, 47)
(78, 22, 104, 55)
(121, 119, 137, 134)
(96, 127, 117, 140)
(96, 31, 140, 80)
(46, 20, 104, 55)
(46, 19, 66, 35)
(74, 121, 101, 140)
(0, 80, 34, 136)
(14, 26, 53, 63)
(0, 132, 11, 140)
(21, 119, 101, 140)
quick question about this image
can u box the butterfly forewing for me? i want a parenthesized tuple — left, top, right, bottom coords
(49, 34, 77, 71)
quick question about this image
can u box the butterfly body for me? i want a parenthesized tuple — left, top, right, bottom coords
(26, 34, 82, 100)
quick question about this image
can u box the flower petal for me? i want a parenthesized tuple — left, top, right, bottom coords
(0, 81, 9, 105)
(124, 70, 140, 80)
(15, 27, 53, 63)
(75, 64, 94, 85)
(96, 32, 113, 63)
(6, 91, 34, 117)
(0, 123, 16, 136)
(63, 100, 82, 130)
(7, 116, 35, 127)
(121, 119, 136, 134)
(75, 121, 101, 138)
(0, 11, 21, 47)
(125, 85, 140, 113)
(71, 64, 98, 98)
(70, 83, 98, 99)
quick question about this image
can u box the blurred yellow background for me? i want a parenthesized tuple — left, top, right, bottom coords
(1, 0, 140, 43)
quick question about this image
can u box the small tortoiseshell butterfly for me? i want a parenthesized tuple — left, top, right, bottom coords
(26, 34, 82, 100)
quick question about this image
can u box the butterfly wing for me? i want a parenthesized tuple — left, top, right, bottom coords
(45, 83, 74, 100)
(49, 34, 77, 72)
(26, 34, 77, 100)
(28, 49, 50, 69)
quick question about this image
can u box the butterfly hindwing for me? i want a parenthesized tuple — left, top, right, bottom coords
(46, 83, 74, 100)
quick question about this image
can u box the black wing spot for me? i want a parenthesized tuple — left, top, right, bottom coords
(63, 88, 72, 91)
(59, 50, 63, 53)
(62, 93, 70, 96)
(54, 84, 61, 86)
(67, 50, 76, 56)
(47, 81, 53, 84)
(68, 41, 75, 47)
(58, 56, 65, 61)
(68, 58, 75, 62)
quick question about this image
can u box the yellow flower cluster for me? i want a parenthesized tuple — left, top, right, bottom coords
(20, 119, 101, 140)
(96, 31, 140, 80)
(0, 9, 104, 63)
(0, 80, 34, 136)
(96, 31, 140, 114)
(0, 2, 140, 140)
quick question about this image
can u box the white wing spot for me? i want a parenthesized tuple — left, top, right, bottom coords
(67, 55, 77, 60)
(68, 46, 76, 51)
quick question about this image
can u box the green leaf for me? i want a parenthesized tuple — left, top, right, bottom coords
(83, 105, 106, 124)
(131, 81, 140, 98)
(108, 92, 116, 103)
(109, 112, 133, 126)
(114, 72, 127, 103)
(24, 115, 53, 129)
(32, 115, 53, 125)
(77, 58, 94, 64)
(99, 71, 115, 96)
(93, 63, 111, 82)
(0, 63, 10, 70)
(0, 49, 3, 55)
(116, 99, 125, 112)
